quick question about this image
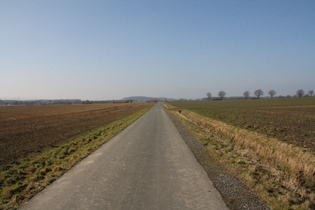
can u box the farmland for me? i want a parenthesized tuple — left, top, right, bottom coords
(0, 103, 154, 209)
(169, 97, 315, 153)
(0, 103, 151, 168)
(167, 97, 315, 209)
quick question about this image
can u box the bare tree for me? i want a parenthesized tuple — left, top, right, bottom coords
(254, 89, 263, 99)
(218, 91, 226, 100)
(268, 90, 276, 98)
(308, 90, 314, 96)
(206, 92, 212, 100)
(296, 89, 304, 97)
(243, 91, 250, 99)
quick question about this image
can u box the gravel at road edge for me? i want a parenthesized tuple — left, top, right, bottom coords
(165, 108, 270, 210)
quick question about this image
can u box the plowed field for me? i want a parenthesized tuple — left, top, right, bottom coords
(0, 103, 151, 168)
(169, 97, 315, 152)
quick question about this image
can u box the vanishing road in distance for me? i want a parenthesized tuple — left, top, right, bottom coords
(20, 103, 227, 210)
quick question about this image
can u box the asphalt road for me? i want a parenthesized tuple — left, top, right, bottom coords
(20, 103, 228, 210)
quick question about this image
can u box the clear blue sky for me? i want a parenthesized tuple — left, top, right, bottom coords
(1, 0, 314, 100)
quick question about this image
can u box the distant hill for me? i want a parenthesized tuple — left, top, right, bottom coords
(123, 96, 176, 102)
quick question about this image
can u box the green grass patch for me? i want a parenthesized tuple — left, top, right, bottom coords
(0, 104, 154, 209)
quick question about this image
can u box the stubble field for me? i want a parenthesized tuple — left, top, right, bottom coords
(0, 103, 150, 168)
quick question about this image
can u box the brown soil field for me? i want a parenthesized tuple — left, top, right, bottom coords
(169, 98, 315, 153)
(0, 103, 151, 168)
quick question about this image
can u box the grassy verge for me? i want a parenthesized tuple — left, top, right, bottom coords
(164, 103, 315, 209)
(0, 104, 154, 209)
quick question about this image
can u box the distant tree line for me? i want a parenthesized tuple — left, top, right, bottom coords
(0, 99, 134, 106)
(0, 99, 82, 106)
(205, 89, 314, 100)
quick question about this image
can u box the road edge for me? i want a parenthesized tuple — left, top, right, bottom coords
(164, 106, 270, 210)
(0, 104, 155, 210)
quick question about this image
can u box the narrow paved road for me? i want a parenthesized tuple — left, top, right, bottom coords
(20, 103, 227, 210)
